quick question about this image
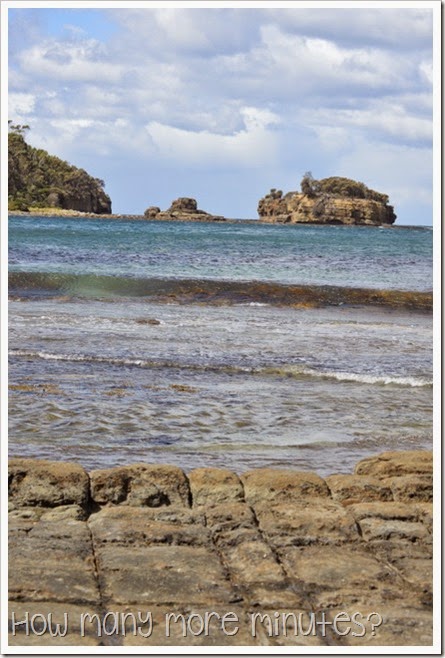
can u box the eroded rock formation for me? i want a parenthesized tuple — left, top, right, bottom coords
(258, 176, 396, 226)
(144, 198, 226, 222)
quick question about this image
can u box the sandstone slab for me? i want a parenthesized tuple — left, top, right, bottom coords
(8, 458, 90, 508)
(7, 450, 434, 648)
(95, 544, 235, 606)
(354, 451, 432, 479)
(90, 463, 190, 507)
(383, 475, 433, 502)
(241, 469, 329, 505)
(326, 474, 393, 505)
(189, 468, 244, 507)
(88, 505, 207, 547)
(276, 544, 407, 610)
(254, 500, 359, 546)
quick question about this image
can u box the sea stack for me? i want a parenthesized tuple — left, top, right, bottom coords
(144, 197, 226, 221)
(258, 174, 396, 226)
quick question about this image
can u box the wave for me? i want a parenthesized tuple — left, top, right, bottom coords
(8, 271, 432, 311)
(262, 364, 432, 387)
(9, 349, 432, 387)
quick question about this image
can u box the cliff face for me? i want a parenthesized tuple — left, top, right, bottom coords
(258, 177, 396, 226)
(8, 129, 111, 214)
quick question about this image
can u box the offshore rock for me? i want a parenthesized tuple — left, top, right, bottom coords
(144, 197, 226, 222)
(258, 176, 396, 226)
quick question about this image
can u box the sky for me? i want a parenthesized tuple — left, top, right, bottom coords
(7, 3, 437, 225)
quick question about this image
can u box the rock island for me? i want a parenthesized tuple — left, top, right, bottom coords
(258, 173, 396, 226)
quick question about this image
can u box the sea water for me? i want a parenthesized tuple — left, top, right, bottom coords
(8, 215, 433, 475)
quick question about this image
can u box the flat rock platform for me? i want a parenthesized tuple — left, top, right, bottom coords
(8, 450, 433, 648)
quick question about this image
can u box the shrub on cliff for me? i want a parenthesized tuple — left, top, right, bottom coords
(8, 124, 111, 214)
(300, 172, 320, 198)
(300, 174, 389, 205)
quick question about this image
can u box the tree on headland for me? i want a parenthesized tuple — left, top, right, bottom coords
(8, 122, 111, 213)
(300, 172, 320, 198)
(8, 120, 30, 137)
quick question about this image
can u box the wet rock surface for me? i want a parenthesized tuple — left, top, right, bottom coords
(8, 451, 433, 647)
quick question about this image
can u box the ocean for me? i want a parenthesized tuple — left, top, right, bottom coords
(8, 215, 433, 475)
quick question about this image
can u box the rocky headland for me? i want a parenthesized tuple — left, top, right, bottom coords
(258, 174, 397, 226)
(144, 197, 227, 222)
(8, 450, 432, 647)
(8, 124, 111, 214)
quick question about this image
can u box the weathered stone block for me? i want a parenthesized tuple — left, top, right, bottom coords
(383, 475, 433, 502)
(189, 468, 244, 507)
(9, 518, 100, 605)
(355, 451, 432, 479)
(8, 459, 90, 508)
(9, 560, 100, 605)
(347, 502, 421, 522)
(254, 500, 359, 546)
(204, 502, 257, 537)
(96, 545, 235, 605)
(89, 506, 208, 547)
(242, 470, 329, 506)
(277, 545, 404, 609)
(222, 540, 285, 586)
(90, 464, 190, 507)
(326, 474, 393, 505)
(414, 502, 433, 532)
(357, 518, 431, 543)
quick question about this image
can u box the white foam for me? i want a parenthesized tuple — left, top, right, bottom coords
(265, 364, 432, 387)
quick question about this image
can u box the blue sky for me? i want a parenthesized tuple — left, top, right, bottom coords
(8, 4, 436, 224)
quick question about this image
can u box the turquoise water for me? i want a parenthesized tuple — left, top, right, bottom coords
(9, 216, 432, 290)
(8, 215, 433, 474)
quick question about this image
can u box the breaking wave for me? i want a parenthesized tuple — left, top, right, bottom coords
(9, 349, 432, 387)
(9, 271, 432, 311)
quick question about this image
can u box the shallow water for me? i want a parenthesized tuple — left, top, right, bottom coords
(9, 299, 432, 475)
(9, 215, 433, 475)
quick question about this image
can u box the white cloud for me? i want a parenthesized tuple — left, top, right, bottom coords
(307, 102, 432, 147)
(112, 8, 262, 57)
(8, 92, 35, 117)
(257, 24, 422, 93)
(419, 60, 433, 85)
(263, 8, 433, 50)
(153, 9, 212, 52)
(145, 106, 279, 168)
(18, 39, 124, 83)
